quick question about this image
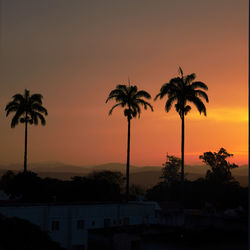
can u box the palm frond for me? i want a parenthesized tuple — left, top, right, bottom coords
(157, 68, 208, 120)
(132, 103, 141, 118)
(129, 85, 138, 96)
(190, 81, 208, 90)
(36, 112, 46, 125)
(136, 99, 153, 112)
(12, 94, 24, 103)
(6, 89, 47, 129)
(106, 89, 126, 103)
(10, 111, 23, 128)
(107, 83, 152, 119)
(178, 66, 183, 77)
(187, 96, 207, 116)
(134, 90, 151, 99)
(116, 84, 129, 94)
(31, 103, 48, 115)
(124, 109, 131, 118)
(155, 83, 172, 100)
(194, 90, 209, 102)
(31, 112, 38, 125)
(154, 93, 161, 101)
(5, 101, 20, 111)
(175, 103, 181, 116)
(168, 77, 183, 91)
(106, 94, 127, 104)
(165, 96, 177, 112)
(5, 106, 19, 116)
(30, 94, 43, 104)
(185, 73, 196, 84)
(108, 103, 123, 115)
(184, 105, 191, 115)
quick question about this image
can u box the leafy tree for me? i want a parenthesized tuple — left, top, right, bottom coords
(106, 84, 153, 201)
(87, 170, 125, 200)
(5, 89, 48, 172)
(199, 147, 239, 184)
(161, 154, 181, 185)
(129, 184, 145, 200)
(0, 171, 46, 202)
(147, 149, 246, 209)
(0, 170, 125, 202)
(87, 170, 125, 187)
(0, 214, 65, 250)
(155, 67, 208, 202)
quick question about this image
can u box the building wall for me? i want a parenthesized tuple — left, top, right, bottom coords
(0, 202, 159, 250)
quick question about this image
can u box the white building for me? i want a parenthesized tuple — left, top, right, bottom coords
(0, 201, 160, 250)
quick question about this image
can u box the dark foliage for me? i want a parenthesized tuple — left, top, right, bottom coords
(147, 149, 247, 210)
(200, 147, 239, 184)
(160, 154, 181, 185)
(0, 214, 65, 250)
(5, 89, 48, 128)
(5, 89, 48, 173)
(155, 67, 208, 118)
(106, 84, 153, 119)
(146, 178, 247, 210)
(0, 170, 125, 203)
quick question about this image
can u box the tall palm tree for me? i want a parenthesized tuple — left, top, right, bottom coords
(5, 89, 48, 173)
(106, 84, 153, 201)
(155, 67, 208, 203)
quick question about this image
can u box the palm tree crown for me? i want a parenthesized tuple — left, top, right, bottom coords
(5, 89, 48, 173)
(106, 84, 153, 119)
(5, 89, 48, 127)
(106, 84, 153, 201)
(155, 67, 208, 208)
(155, 67, 208, 118)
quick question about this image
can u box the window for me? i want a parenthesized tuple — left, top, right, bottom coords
(123, 217, 129, 226)
(104, 218, 111, 228)
(72, 245, 85, 250)
(77, 220, 85, 230)
(143, 216, 149, 225)
(51, 220, 60, 231)
(155, 211, 159, 218)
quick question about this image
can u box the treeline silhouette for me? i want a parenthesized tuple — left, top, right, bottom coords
(146, 177, 247, 210)
(0, 149, 247, 212)
(147, 148, 248, 211)
(0, 170, 124, 203)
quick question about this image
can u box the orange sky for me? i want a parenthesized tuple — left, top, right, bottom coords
(0, 0, 248, 167)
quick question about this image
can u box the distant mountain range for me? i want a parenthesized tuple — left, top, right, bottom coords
(0, 162, 248, 188)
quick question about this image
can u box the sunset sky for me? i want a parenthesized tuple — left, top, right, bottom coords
(0, 0, 248, 167)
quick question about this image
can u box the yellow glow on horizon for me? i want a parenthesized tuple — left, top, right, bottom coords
(158, 107, 248, 123)
(191, 107, 248, 123)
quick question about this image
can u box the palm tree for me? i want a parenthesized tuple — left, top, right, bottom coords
(106, 84, 153, 201)
(5, 89, 48, 173)
(155, 67, 208, 204)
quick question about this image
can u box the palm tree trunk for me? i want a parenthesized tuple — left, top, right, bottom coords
(180, 115, 185, 206)
(126, 117, 131, 202)
(24, 118, 28, 173)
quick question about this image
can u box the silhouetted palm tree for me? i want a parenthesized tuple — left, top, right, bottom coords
(5, 89, 48, 173)
(106, 84, 153, 201)
(155, 67, 208, 203)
